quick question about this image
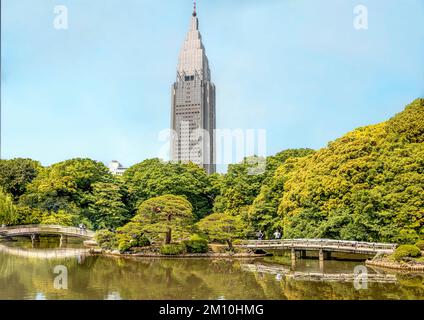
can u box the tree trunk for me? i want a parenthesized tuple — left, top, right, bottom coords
(165, 228, 172, 244)
(227, 239, 233, 250)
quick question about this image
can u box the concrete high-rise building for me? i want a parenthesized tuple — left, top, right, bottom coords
(170, 2, 216, 174)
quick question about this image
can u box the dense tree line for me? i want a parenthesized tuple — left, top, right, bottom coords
(276, 98, 423, 243)
(0, 98, 422, 246)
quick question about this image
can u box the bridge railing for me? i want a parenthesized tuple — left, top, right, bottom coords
(239, 239, 397, 251)
(0, 225, 95, 238)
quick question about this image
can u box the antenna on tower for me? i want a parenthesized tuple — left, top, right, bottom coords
(193, 0, 197, 17)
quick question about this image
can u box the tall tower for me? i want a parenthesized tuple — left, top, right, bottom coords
(171, 2, 216, 174)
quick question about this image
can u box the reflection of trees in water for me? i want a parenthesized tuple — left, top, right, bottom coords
(1, 252, 423, 299)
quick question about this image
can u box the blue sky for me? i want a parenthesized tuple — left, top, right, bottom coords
(2, 0, 424, 172)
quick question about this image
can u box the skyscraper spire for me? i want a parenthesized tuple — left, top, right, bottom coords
(171, 0, 216, 174)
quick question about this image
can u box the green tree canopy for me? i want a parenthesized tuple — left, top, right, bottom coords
(196, 212, 246, 248)
(125, 195, 194, 244)
(87, 181, 130, 230)
(213, 150, 314, 217)
(20, 158, 112, 227)
(0, 190, 18, 226)
(0, 158, 41, 199)
(247, 149, 315, 236)
(123, 159, 213, 219)
(275, 98, 424, 243)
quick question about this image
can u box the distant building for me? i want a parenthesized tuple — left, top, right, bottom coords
(108, 160, 127, 176)
(170, 2, 216, 174)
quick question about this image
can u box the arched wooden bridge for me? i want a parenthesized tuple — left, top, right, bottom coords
(239, 239, 397, 261)
(0, 225, 95, 240)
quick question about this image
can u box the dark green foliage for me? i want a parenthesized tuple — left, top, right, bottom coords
(123, 159, 213, 219)
(183, 235, 209, 253)
(20, 158, 110, 209)
(393, 245, 422, 261)
(95, 230, 118, 250)
(160, 243, 187, 255)
(87, 181, 130, 230)
(17, 158, 123, 229)
(0, 158, 41, 199)
(116, 220, 151, 251)
(119, 195, 194, 245)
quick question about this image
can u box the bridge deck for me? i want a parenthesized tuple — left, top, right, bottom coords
(239, 239, 396, 255)
(0, 225, 95, 239)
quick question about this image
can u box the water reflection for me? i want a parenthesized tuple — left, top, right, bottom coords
(0, 241, 423, 300)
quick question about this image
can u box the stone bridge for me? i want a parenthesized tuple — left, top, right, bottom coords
(239, 239, 397, 262)
(0, 225, 95, 245)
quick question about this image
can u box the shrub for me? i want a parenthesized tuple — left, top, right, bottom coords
(133, 235, 151, 247)
(40, 210, 75, 226)
(183, 235, 209, 253)
(415, 240, 424, 251)
(117, 234, 134, 253)
(115, 222, 151, 252)
(393, 245, 422, 262)
(95, 230, 117, 250)
(160, 244, 186, 255)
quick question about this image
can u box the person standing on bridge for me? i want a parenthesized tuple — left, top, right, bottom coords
(273, 230, 281, 240)
(257, 230, 264, 241)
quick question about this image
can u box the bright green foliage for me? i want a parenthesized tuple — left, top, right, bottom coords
(117, 234, 134, 252)
(212, 156, 267, 214)
(15, 206, 43, 225)
(87, 182, 129, 230)
(0, 190, 18, 225)
(415, 240, 424, 251)
(196, 212, 246, 248)
(124, 195, 194, 244)
(20, 158, 112, 228)
(95, 230, 118, 250)
(40, 210, 75, 226)
(22, 158, 110, 210)
(248, 149, 315, 237)
(393, 244, 422, 261)
(275, 99, 424, 243)
(183, 234, 209, 253)
(123, 159, 213, 219)
(0, 159, 41, 199)
(160, 243, 187, 255)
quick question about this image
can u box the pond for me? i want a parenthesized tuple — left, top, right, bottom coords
(0, 239, 423, 300)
